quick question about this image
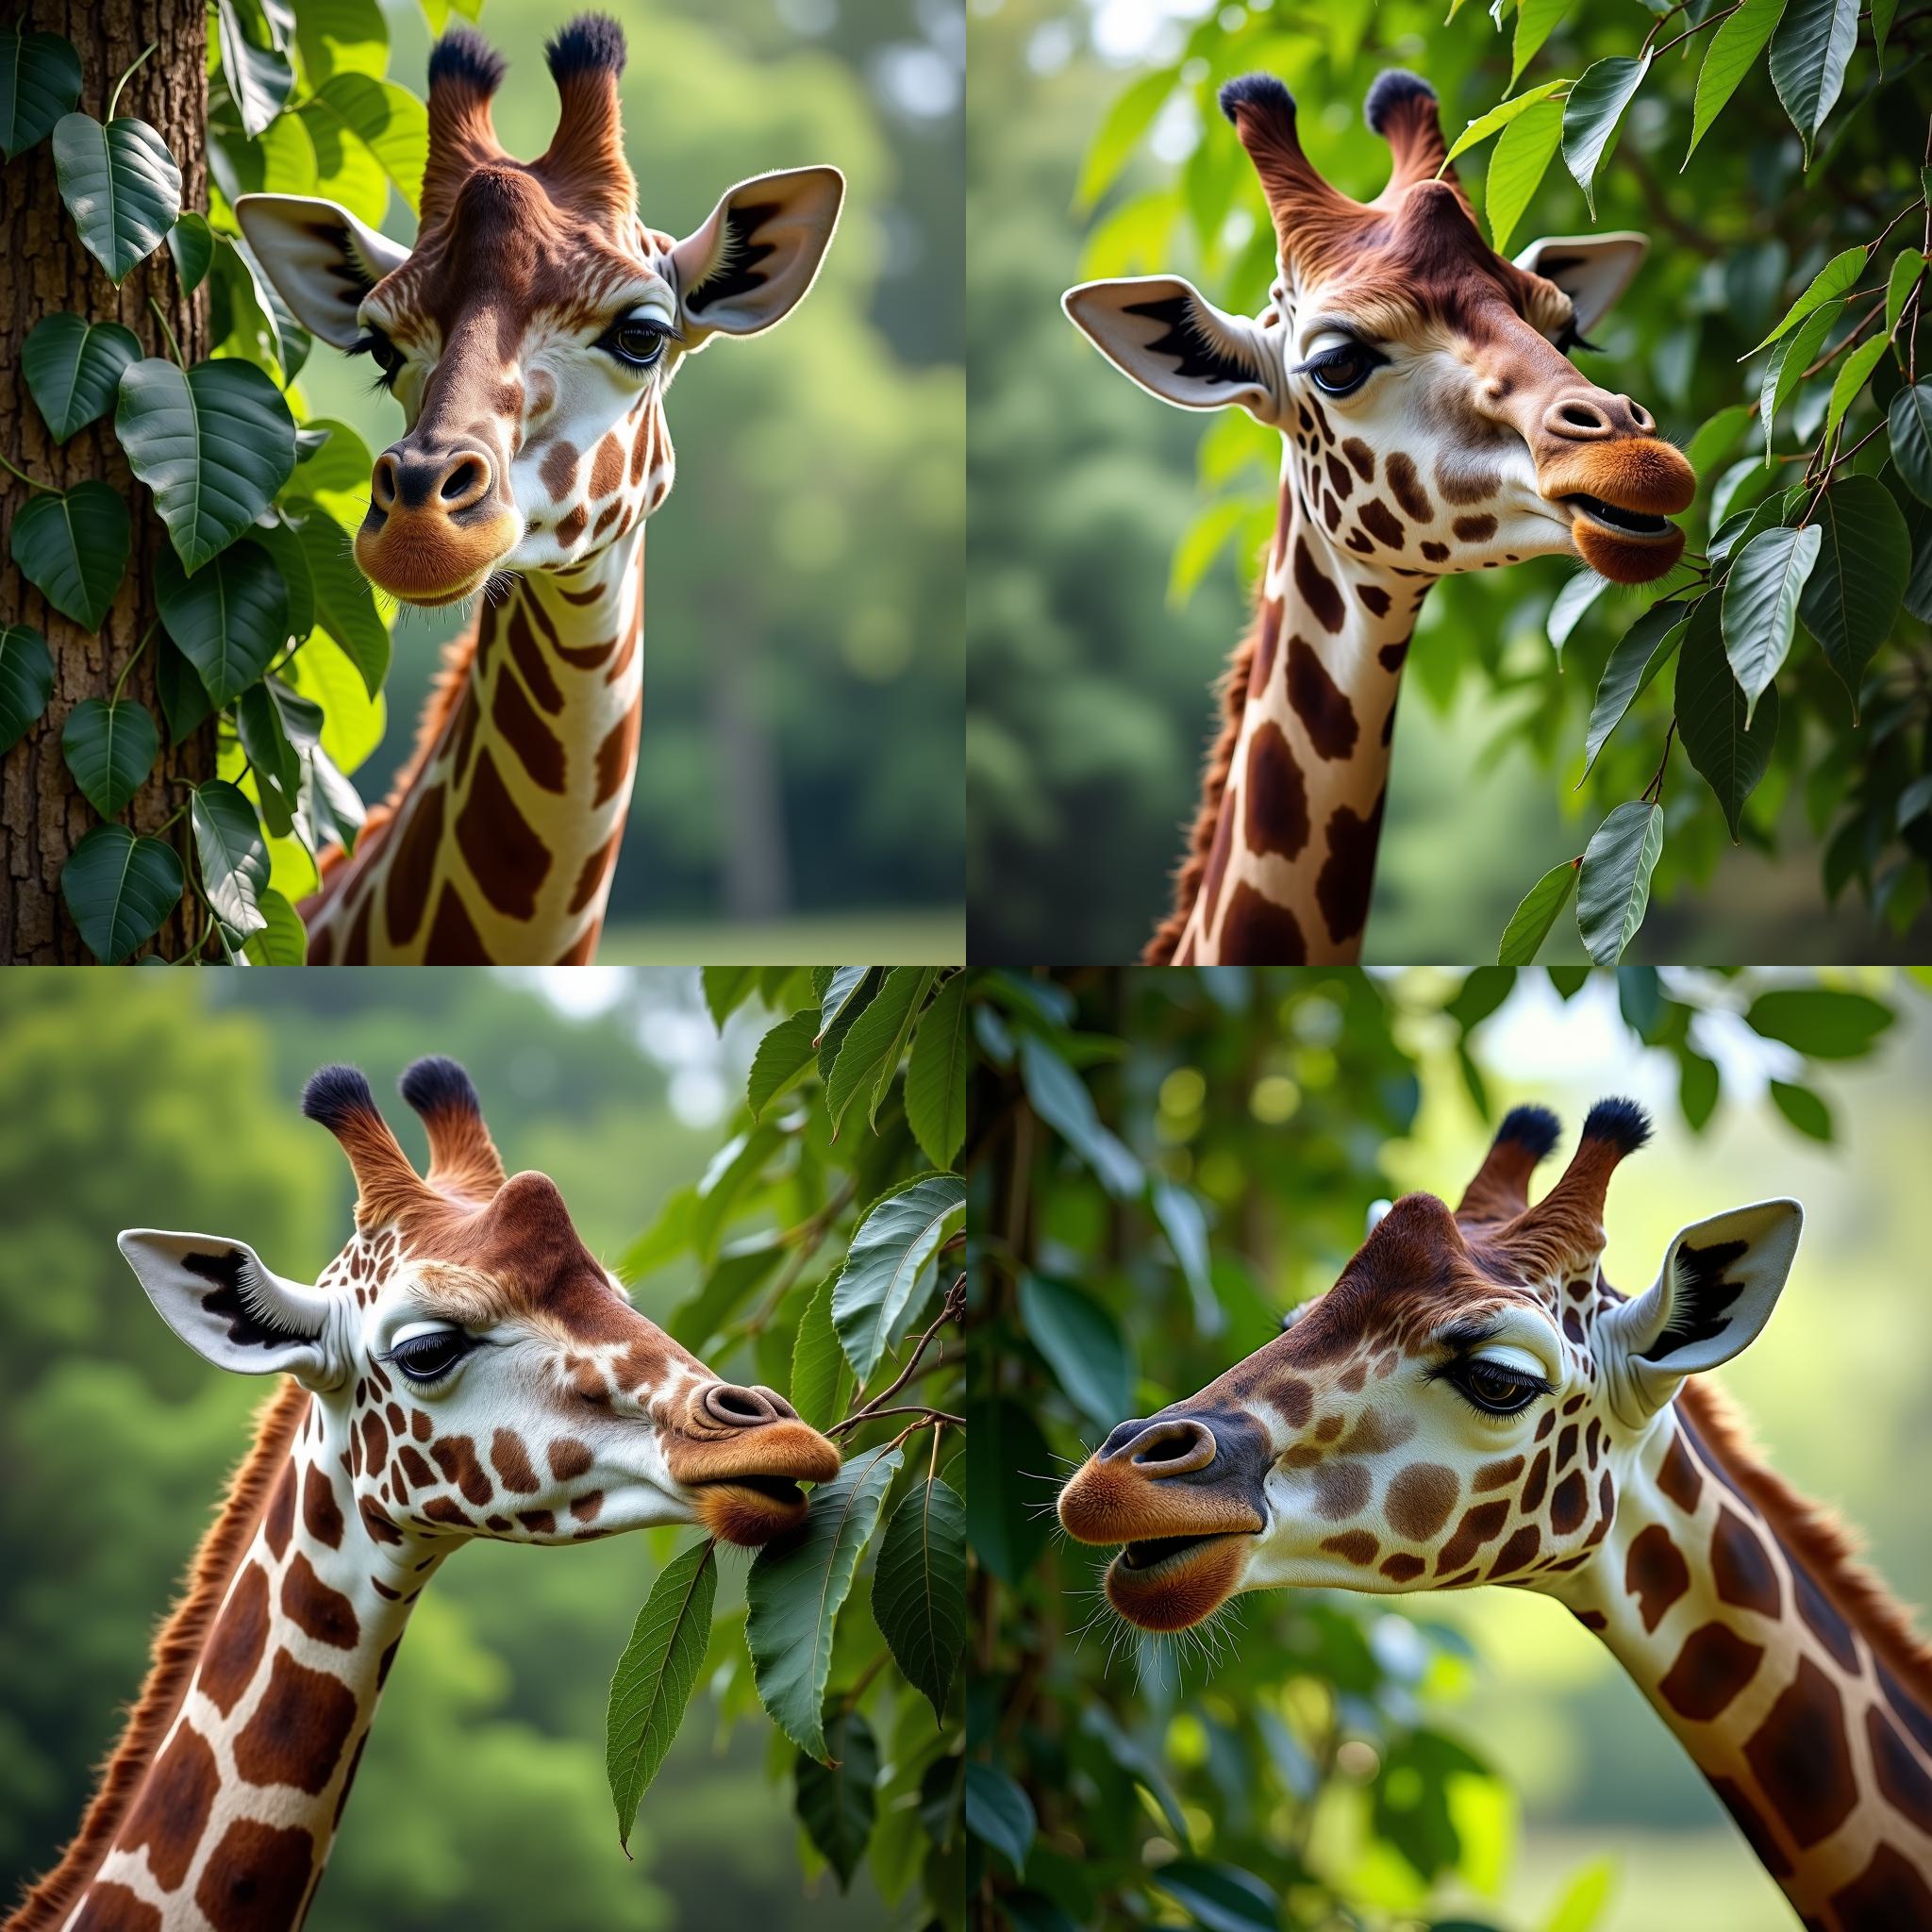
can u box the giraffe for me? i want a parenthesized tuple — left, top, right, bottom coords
(8, 1057, 841, 1932)
(231, 16, 843, 962)
(1063, 71, 1697, 965)
(1058, 1099, 1932, 1927)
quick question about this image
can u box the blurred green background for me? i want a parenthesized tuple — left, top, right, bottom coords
(969, 967, 1932, 1930)
(297, 0, 963, 960)
(0, 969, 893, 1931)
(966, 0, 1932, 965)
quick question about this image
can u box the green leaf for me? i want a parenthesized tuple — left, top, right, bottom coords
(295, 0, 389, 82)
(1017, 1273, 1133, 1428)
(790, 1275, 846, 1433)
(905, 972, 968, 1169)
(1683, 404, 1753, 480)
(1497, 859, 1578, 965)
(1767, 0, 1858, 159)
(816, 966, 873, 1044)
(61, 697, 158, 818)
(965, 1396, 1052, 1586)
(294, 739, 363, 858)
(872, 1475, 967, 1722)
(965, 1762, 1035, 1876)
(9, 482, 129, 631)
(1677, 591, 1779, 840)
(1686, 0, 1789, 161)
(1150, 1180, 1218, 1332)
(1721, 523, 1820, 724)
(0, 625, 56, 753)
(1890, 382, 1932, 505)
(1016, 1032, 1141, 1197)
(1824, 336, 1890, 444)
(1760, 299, 1842, 460)
(167, 211, 215, 293)
(1540, 1855, 1616, 1932)
(1074, 65, 1176, 211)
(605, 1538, 716, 1853)
(216, 0, 293, 137)
(1582, 600, 1689, 779)
(1797, 475, 1909, 712)
(1575, 800, 1663, 964)
(667, 1236, 783, 1352)
(0, 27, 82, 159)
(1151, 1859, 1281, 1932)
(191, 779, 271, 937)
(1486, 96, 1564, 254)
(1745, 988, 1894, 1057)
(1886, 249, 1926, 342)
(59, 823, 183, 962)
(1769, 1077, 1834, 1141)
(1677, 1046, 1721, 1130)
(1443, 80, 1568, 164)
(1168, 499, 1247, 606)
(831, 1173, 964, 1383)
(1747, 246, 1865, 356)
(242, 885, 306, 963)
(1561, 57, 1648, 218)
(1511, 6, 1570, 86)
(701, 963, 758, 1026)
(1873, 0, 1901, 62)
(155, 540, 289, 706)
(154, 633, 212, 742)
(284, 498, 387, 695)
(794, 1709, 878, 1889)
(298, 75, 427, 215)
(117, 358, 297, 575)
(826, 967, 928, 1135)
(51, 112, 181, 283)
(21, 314, 142, 442)
(747, 1007, 820, 1120)
(1546, 571, 1607, 665)
(745, 1444, 903, 1763)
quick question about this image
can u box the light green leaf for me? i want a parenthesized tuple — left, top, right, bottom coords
(1889, 382, 1932, 504)
(155, 541, 289, 707)
(1547, 570, 1607, 662)
(1824, 336, 1890, 444)
(295, 0, 388, 81)
(0, 27, 82, 159)
(21, 314, 142, 442)
(606, 1538, 716, 1852)
(816, 966, 873, 1043)
(51, 112, 181, 283)
(1497, 859, 1578, 965)
(1686, 0, 1789, 161)
(700, 964, 758, 1026)
(1722, 522, 1820, 724)
(1541, 1855, 1616, 1932)
(1581, 599, 1688, 778)
(1074, 65, 1177, 212)
(794, 1709, 878, 1889)
(831, 1173, 964, 1383)
(1796, 475, 1909, 712)
(1767, 0, 1858, 159)
(1677, 592, 1779, 839)
(0, 625, 56, 753)
(1168, 498, 1248, 606)
(299, 74, 427, 214)
(1511, 5, 1570, 85)
(167, 211, 215, 293)
(294, 739, 364, 858)
(747, 1007, 820, 1120)
(242, 885, 307, 963)
(1886, 249, 1926, 342)
(745, 1445, 903, 1763)
(1486, 96, 1564, 254)
(1443, 79, 1568, 164)
(905, 972, 968, 1169)
(61, 697, 158, 817)
(1683, 403, 1753, 481)
(1759, 298, 1842, 460)
(191, 778, 271, 936)
(116, 358, 297, 574)
(1561, 56, 1649, 218)
(9, 481, 128, 630)
(283, 498, 387, 695)
(1575, 800, 1663, 963)
(1745, 245, 1865, 356)
(789, 1275, 846, 1433)
(59, 823, 183, 962)
(872, 1475, 966, 1722)
(282, 423, 372, 529)
(1746, 987, 1894, 1058)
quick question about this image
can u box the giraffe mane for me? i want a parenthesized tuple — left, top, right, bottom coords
(4, 1380, 310, 1932)
(1677, 1374, 1932, 1712)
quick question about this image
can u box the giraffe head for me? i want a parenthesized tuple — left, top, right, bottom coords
(118, 1058, 841, 1549)
(1058, 1100, 1803, 1630)
(1063, 72, 1696, 586)
(234, 16, 842, 607)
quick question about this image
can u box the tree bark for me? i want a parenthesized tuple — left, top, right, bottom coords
(1, 0, 209, 962)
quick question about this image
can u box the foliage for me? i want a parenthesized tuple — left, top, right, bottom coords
(605, 967, 968, 1924)
(962, 966, 1907, 1929)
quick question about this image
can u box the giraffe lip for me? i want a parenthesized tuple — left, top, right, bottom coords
(1564, 493, 1674, 539)
(694, 1474, 807, 1508)
(1118, 1529, 1242, 1574)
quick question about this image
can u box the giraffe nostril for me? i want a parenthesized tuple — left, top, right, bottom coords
(370, 454, 400, 512)
(1118, 1418, 1218, 1475)
(703, 1383, 774, 1427)
(441, 455, 488, 504)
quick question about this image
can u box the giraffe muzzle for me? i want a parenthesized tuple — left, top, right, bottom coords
(357, 441, 521, 605)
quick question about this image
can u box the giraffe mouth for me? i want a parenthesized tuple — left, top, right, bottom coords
(1119, 1532, 1223, 1572)
(1563, 493, 1674, 540)
(690, 1474, 810, 1546)
(1104, 1529, 1256, 1630)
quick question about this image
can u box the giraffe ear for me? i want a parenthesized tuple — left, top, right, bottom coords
(671, 167, 844, 343)
(1512, 232, 1648, 337)
(119, 1231, 341, 1388)
(233, 194, 411, 350)
(1062, 275, 1283, 422)
(1602, 1200, 1802, 1413)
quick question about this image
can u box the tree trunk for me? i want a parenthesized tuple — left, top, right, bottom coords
(1, 0, 209, 962)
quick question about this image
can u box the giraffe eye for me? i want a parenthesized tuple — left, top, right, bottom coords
(389, 1329, 472, 1382)
(600, 318, 671, 370)
(1436, 1356, 1548, 1417)
(1301, 341, 1382, 398)
(350, 328, 403, 391)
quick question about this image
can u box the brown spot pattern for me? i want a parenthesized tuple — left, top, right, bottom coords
(1658, 1621, 1763, 1721)
(1712, 1509, 1781, 1619)
(1243, 722, 1309, 860)
(1286, 638, 1358, 761)
(1437, 1500, 1508, 1574)
(1293, 535, 1345, 633)
(195, 1817, 315, 1932)
(1452, 513, 1497, 543)
(235, 1652, 358, 1794)
(1625, 1524, 1691, 1632)
(72, 1885, 160, 1932)
(1357, 499, 1405, 549)
(1380, 1553, 1425, 1582)
(1385, 1463, 1457, 1541)
(1657, 1430, 1704, 1512)
(456, 750, 552, 920)
(1385, 452, 1432, 523)
(491, 1427, 541, 1494)
(549, 1437, 594, 1480)
(1832, 1845, 1932, 1927)
(1217, 882, 1307, 963)
(430, 1434, 496, 1507)
(122, 1721, 219, 1890)
(1550, 1470, 1588, 1536)
(200, 1563, 271, 1716)
(1742, 1657, 1857, 1848)
(1322, 1530, 1379, 1566)
(1312, 1461, 1372, 1521)
(491, 662, 566, 792)
(281, 1552, 360, 1649)
(1314, 792, 1384, 945)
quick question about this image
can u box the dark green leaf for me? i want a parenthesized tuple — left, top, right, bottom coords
(667, 1236, 783, 1352)
(216, 0, 293, 137)
(1748, 246, 1864, 355)
(872, 1475, 966, 1721)
(745, 1444, 902, 1762)
(155, 540, 289, 706)
(747, 1006, 819, 1120)
(832, 1173, 964, 1383)
(1497, 859, 1577, 965)
(235, 684, 297, 836)
(794, 1708, 877, 1888)
(963, 1762, 1034, 1875)
(905, 972, 968, 1169)
(1151, 1859, 1280, 1932)
(51, 112, 181, 283)
(1687, 0, 1790, 160)
(1561, 56, 1649, 218)
(702, 964, 758, 1027)
(1721, 523, 1819, 724)
(1767, 0, 1858, 158)
(1546, 570, 1607, 663)
(154, 632, 212, 741)
(1017, 1032, 1141, 1197)
(295, 741, 363, 861)
(190, 778, 271, 937)
(605, 1538, 716, 1852)
(242, 885, 306, 963)
(790, 1274, 846, 1433)
(964, 1396, 1051, 1587)
(0, 27, 82, 159)
(1575, 801, 1663, 964)
(60, 697, 157, 817)
(167, 211, 215, 293)
(1760, 299, 1842, 460)
(826, 966, 930, 1134)
(1745, 988, 1894, 1057)
(1797, 475, 1908, 713)
(1678, 1048, 1721, 1129)
(9, 481, 129, 630)
(59, 823, 182, 962)
(817, 966, 873, 1041)
(0, 625, 57, 753)
(117, 357, 296, 574)
(1678, 591, 1778, 840)
(1769, 1077, 1834, 1140)
(285, 498, 386, 693)
(1890, 382, 1932, 505)
(1017, 1273, 1133, 1428)
(21, 314, 142, 442)
(1582, 599, 1688, 779)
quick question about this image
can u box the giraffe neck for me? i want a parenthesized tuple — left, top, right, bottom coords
(56, 1391, 439, 1932)
(1548, 1388, 1932, 1926)
(303, 527, 646, 965)
(1171, 456, 1431, 964)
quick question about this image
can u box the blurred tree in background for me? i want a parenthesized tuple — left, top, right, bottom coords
(962, 966, 1922, 1930)
(968, 0, 1932, 965)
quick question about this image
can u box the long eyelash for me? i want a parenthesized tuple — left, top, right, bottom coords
(1425, 1357, 1553, 1415)
(350, 331, 400, 392)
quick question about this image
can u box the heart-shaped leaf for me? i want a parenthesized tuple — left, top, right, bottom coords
(298, 74, 427, 214)
(167, 211, 215, 293)
(295, 0, 389, 82)
(0, 27, 82, 159)
(287, 498, 387, 694)
(118, 358, 296, 574)
(215, 0, 293, 137)
(1721, 522, 1820, 724)
(10, 481, 129, 630)
(1562, 56, 1649, 218)
(242, 885, 307, 963)
(52, 112, 182, 283)
(1575, 800, 1664, 964)
(21, 313, 142, 442)
(871, 1475, 967, 1722)
(155, 540, 290, 705)
(1797, 475, 1909, 713)
(0, 625, 57, 753)
(61, 696, 158, 817)
(60, 822, 183, 962)
(1676, 594, 1779, 840)
(191, 778, 271, 936)
(154, 631, 213, 742)
(1498, 858, 1579, 966)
